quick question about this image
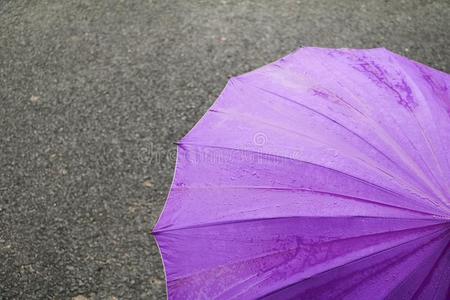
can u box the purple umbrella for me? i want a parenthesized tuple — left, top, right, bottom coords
(152, 47, 450, 299)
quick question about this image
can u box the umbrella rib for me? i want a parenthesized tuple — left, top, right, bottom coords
(152, 215, 449, 235)
(258, 226, 450, 299)
(174, 185, 440, 219)
(179, 142, 445, 216)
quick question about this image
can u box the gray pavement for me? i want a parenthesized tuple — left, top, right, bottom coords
(0, 0, 449, 299)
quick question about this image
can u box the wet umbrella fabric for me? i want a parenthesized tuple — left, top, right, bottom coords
(152, 47, 450, 299)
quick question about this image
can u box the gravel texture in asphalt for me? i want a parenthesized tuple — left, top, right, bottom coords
(0, 0, 449, 299)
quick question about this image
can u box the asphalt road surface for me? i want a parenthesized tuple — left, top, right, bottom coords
(1, 0, 449, 299)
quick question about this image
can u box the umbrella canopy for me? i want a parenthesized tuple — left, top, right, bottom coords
(152, 47, 450, 299)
